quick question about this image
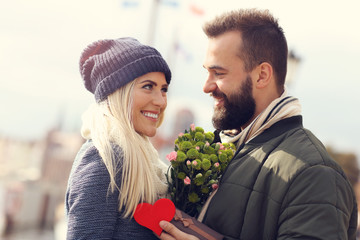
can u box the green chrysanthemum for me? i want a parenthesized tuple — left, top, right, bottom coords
(194, 132, 205, 142)
(201, 187, 210, 194)
(204, 146, 216, 155)
(192, 159, 202, 170)
(209, 154, 218, 163)
(201, 159, 211, 171)
(204, 170, 212, 178)
(196, 141, 205, 149)
(187, 148, 199, 159)
(194, 174, 204, 186)
(184, 133, 192, 141)
(188, 192, 200, 203)
(195, 127, 204, 133)
(176, 151, 187, 162)
(204, 132, 214, 143)
(177, 172, 186, 180)
(219, 152, 228, 163)
(200, 153, 210, 160)
(225, 149, 234, 159)
(180, 141, 193, 152)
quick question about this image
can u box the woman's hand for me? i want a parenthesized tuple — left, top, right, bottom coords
(158, 221, 200, 240)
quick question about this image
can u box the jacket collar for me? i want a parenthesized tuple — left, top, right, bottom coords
(248, 115, 303, 144)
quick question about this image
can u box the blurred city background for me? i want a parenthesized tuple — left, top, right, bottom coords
(1, 0, 359, 239)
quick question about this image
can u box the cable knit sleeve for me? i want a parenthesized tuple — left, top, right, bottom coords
(66, 143, 121, 240)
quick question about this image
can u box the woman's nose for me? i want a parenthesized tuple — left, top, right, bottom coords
(153, 90, 167, 108)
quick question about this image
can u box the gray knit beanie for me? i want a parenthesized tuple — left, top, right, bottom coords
(79, 37, 171, 102)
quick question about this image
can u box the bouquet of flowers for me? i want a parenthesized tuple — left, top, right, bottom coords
(165, 124, 236, 217)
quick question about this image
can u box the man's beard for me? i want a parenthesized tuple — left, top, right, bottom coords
(212, 75, 256, 131)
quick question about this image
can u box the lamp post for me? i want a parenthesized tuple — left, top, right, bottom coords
(147, 0, 160, 46)
(286, 50, 301, 87)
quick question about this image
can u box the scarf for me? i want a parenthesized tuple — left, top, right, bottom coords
(198, 90, 302, 222)
(153, 158, 170, 199)
(220, 90, 302, 147)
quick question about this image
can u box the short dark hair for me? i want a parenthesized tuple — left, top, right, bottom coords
(203, 9, 288, 91)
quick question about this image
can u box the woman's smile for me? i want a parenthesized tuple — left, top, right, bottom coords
(141, 110, 160, 122)
(132, 72, 168, 137)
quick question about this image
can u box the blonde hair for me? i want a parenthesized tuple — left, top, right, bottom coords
(81, 80, 166, 217)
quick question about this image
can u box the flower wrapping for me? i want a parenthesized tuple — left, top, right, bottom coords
(166, 124, 236, 217)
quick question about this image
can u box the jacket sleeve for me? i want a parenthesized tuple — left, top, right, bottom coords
(66, 147, 121, 240)
(277, 165, 357, 240)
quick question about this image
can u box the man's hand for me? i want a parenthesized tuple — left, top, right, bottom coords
(158, 221, 199, 240)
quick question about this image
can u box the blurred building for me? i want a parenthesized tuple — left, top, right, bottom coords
(151, 107, 195, 160)
(0, 127, 83, 237)
(327, 146, 360, 237)
(327, 146, 359, 188)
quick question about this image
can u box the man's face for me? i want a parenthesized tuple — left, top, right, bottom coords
(203, 31, 256, 130)
(212, 75, 255, 130)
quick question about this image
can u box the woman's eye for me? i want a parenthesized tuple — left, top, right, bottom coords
(215, 72, 224, 76)
(143, 84, 153, 90)
(162, 87, 168, 93)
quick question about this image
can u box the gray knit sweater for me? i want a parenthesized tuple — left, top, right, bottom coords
(65, 140, 158, 240)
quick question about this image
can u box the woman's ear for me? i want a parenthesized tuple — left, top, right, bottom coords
(254, 62, 273, 89)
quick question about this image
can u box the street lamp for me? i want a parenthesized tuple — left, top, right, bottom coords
(286, 50, 301, 87)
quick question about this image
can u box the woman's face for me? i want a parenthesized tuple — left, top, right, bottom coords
(132, 72, 168, 137)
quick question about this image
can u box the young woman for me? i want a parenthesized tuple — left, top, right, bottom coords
(65, 37, 172, 239)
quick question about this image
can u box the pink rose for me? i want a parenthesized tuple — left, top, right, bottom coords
(216, 142, 225, 150)
(186, 160, 191, 166)
(195, 146, 200, 150)
(205, 142, 210, 147)
(214, 162, 220, 168)
(190, 123, 195, 131)
(166, 151, 177, 162)
(184, 176, 191, 185)
(212, 184, 219, 190)
(178, 132, 184, 137)
(192, 160, 198, 166)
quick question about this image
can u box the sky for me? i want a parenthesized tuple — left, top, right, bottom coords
(1, 0, 359, 159)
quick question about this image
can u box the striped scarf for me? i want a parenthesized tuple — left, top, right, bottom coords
(198, 90, 301, 222)
(219, 90, 302, 146)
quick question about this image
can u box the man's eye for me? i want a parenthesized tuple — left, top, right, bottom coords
(162, 87, 168, 93)
(215, 72, 224, 76)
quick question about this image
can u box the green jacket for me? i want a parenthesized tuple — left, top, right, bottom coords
(203, 116, 357, 240)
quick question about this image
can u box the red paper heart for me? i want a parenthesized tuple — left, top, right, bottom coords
(134, 198, 176, 236)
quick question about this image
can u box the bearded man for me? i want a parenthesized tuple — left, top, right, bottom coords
(159, 9, 357, 240)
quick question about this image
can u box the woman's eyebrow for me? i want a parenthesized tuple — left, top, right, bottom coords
(139, 79, 156, 85)
(138, 79, 168, 88)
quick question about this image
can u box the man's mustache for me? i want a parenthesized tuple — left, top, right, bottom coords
(210, 89, 227, 99)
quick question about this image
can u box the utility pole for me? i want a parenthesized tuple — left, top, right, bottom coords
(146, 0, 160, 46)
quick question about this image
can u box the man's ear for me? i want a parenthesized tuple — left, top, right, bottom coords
(254, 62, 273, 89)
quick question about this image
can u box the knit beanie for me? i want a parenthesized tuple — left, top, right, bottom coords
(79, 37, 172, 102)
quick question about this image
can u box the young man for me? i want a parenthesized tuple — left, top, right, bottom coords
(160, 9, 357, 240)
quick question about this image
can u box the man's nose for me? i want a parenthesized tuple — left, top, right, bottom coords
(203, 74, 217, 94)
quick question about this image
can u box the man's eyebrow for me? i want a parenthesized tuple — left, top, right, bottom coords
(203, 65, 227, 71)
